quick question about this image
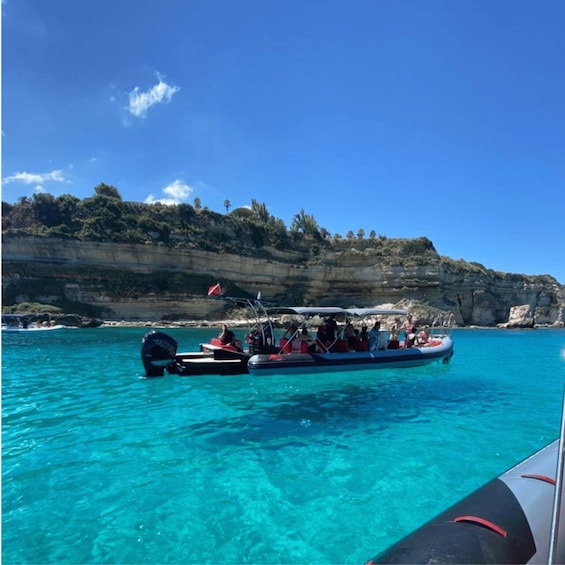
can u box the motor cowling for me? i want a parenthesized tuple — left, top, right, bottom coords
(141, 331, 178, 377)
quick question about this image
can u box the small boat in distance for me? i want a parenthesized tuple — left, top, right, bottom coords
(140, 293, 454, 377)
(1, 314, 66, 332)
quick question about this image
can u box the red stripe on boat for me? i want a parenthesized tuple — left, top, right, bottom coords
(453, 515, 507, 538)
(520, 473, 556, 485)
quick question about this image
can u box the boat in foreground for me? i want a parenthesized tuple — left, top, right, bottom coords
(365, 438, 565, 564)
(141, 298, 454, 377)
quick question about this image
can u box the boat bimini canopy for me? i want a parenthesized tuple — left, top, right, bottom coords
(265, 306, 407, 318)
(346, 307, 408, 317)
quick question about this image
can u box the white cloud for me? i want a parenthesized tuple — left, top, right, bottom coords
(127, 76, 180, 118)
(144, 179, 193, 205)
(3, 169, 65, 185)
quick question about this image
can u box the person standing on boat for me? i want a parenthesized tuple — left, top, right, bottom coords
(369, 320, 381, 351)
(401, 315, 415, 341)
(390, 319, 400, 340)
(344, 319, 356, 351)
(325, 314, 338, 342)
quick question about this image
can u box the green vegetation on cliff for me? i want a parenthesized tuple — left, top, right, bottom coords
(2, 184, 437, 261)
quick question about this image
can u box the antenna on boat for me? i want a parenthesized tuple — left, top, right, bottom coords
(548, 385, 565, 564)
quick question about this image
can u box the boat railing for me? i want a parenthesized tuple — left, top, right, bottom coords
(430, 312, 455, 338)
(213, 295, 278, 354)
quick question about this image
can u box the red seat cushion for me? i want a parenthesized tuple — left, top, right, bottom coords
(355, 340, 369, 351)
(333, 340, 349, 352)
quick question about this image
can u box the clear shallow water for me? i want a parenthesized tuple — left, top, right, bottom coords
(2, 327, 565, 564)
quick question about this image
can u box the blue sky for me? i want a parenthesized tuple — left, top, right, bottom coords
(2, 0, 564, 283)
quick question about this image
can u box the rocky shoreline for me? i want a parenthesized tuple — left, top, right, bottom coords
(100, 319, 254, 329)
(100, 318, 563, 330)
(99, 300, 565, 330)
(5, 312, 564, 331)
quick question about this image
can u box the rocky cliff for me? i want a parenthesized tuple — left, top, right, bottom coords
(2, 235, 564, 327)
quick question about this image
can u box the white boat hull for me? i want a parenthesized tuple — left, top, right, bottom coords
(1, 324, 66, 332)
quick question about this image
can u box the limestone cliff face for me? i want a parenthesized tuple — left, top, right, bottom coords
(2, 235, 564, 326)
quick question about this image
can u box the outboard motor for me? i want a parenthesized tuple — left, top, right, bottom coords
(141, 331, 178, 377)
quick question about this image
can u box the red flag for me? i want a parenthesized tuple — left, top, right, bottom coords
(207, 283, 222, 297)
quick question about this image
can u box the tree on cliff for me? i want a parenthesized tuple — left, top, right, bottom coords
(239, 199, 289, 248)
(4, 197, 34, 229)
(77, 184, 127, 240)
(56, 194, 81, 233)
(250, 199, 271, 224)
(31, 193, 61, 227)
(94, 183, 123, 200)
(291, 209, 321, 240)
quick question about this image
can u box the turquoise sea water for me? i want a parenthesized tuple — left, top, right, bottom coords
(2, 327, 565, 564)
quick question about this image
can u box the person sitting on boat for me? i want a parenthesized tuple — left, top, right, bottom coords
(249, 321, 275, 353)
(316, 324, 331, 351)
(283, 323, 299, 341)
(355, 325, 369, 351)
(417, 326, 431, 346)
(405, 327, 418, 348)
(293, 327, 316, 353)
(386, 320, 400, 349)
(219, 324, 243, 351)
(247, 323, 264, 353)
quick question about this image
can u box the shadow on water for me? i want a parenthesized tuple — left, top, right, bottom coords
(166, 368, 499, 448)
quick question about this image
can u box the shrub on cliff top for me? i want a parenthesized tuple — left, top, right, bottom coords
(2, 302, 63, 315)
